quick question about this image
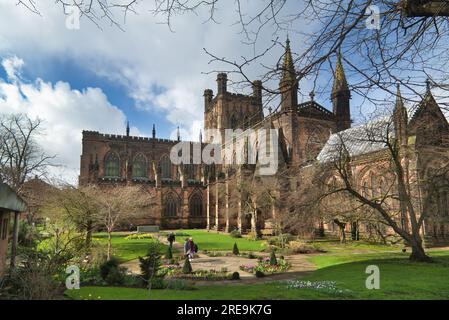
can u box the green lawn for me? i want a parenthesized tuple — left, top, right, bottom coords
(167, 229, 266, 252)
(92, 229, 264, 262)
(66, 246, 449, 300)
(92, 232, 167, 262)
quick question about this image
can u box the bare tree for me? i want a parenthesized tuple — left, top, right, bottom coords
(0, 114, 55, 194)
(41, 184, 100, 249)
(314, 112, 449, 261)
(16, 1, 449, 113)
(92, 185, 157, 260)
(0, 113, 55, 268)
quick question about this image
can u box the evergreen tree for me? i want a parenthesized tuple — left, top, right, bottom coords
(233, 242, 240, 255)
(269, 250, 277, 266)
(182, 257, 192, 274)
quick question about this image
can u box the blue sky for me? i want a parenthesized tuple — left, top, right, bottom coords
(0, 1, 447, 184)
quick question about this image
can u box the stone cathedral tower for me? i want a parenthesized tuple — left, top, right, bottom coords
(331, 53, 351, 132)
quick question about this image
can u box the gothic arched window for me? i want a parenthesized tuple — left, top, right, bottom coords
(184, 164, 196, 180)
(189, 193, 203, 217)
(164, 194, 179, 217)
(105, 152, 120, 177)
(132, 154, 147, 178)
(160, 155, 171, 179)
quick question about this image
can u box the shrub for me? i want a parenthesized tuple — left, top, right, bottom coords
(165, 246, 173, 259)
(139, 242, 163, 281)
(288, 241, 322, 254)
(18, 221, 40, 247)
(149, 277, 166, 289)
(232, 242, 240, 255)
(0, 250, 63, 300)
(230, 230, 242, 238)
(166, 279, 191, 290)
(270, 251, 277, 266)
(255, 270, 265, 278)
(105, 266, 126, 285)
(99, 258, 120, 281)
(230, 271, 240, 280)
(247, 231, 258, 241)
(247, 252, 257, 259)
(182, 257, 192, 274)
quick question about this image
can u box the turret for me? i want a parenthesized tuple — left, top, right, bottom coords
(393, 84, 408, 146)
(331, 52, 351, 132)
(279, 38, 298, 112)
(204, 89, 213, 112)
(252, 80, 262, 104)
(217, 73, 228, 95)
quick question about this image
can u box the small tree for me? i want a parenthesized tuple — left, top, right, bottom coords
(165, 246, 173, 259)
(182, 257, 192, 274)
(93, 185, 156, 260)
(269, 250, 277, 266)
(139, 242, 163, 282)
(232, 242, 239, 255)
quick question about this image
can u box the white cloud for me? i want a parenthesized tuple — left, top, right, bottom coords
(0, 57, 138, 184)
(1, 56, 24, 81)
(0, 1, 285, 132)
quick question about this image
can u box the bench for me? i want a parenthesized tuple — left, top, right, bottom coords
(137, 225, 160, 233)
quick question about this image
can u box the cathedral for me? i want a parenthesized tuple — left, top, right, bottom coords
(79, 39, 449, 245)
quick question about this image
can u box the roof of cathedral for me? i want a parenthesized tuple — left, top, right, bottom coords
(297, 100, 335, 120)
(317, 117, 392, 163)
(409, 87, 448, 128)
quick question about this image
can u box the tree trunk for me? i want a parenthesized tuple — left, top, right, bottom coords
(85, 220, 93, 249)
(409, 238, 432, 262)
(107, 231, 112, 260)
(333, 219, 346, 243)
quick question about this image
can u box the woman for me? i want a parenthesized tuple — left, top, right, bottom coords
(188, 237, 195, 260)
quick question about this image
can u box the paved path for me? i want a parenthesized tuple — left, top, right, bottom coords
(122, 234, 317, 285)
(121, 235, 449, 286)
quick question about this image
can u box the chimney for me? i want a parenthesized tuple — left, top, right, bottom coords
(217, 73, 227, 95)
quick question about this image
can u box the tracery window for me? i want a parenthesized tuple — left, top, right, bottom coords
(132, 154, 147, 178)
(105, 152, 120, 177)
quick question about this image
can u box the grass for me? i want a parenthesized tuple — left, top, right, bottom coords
(66, 241, 449, 300)
(309, 239, 403, 254)
(92, 232, 167, 262)
(167, 229, 266, 252)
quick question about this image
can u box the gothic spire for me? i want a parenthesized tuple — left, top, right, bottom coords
(177, 126, 181, 141)
(152, 124, 156, 139)
(395, 83, 405, 111)
(394, 84, 408, 146)
(332, 51, 349, 94)
(331, 50, 351, 132)
(281, 37, 296, 83)
(126, 121, 130, 137)
(280, 37, 298, 112)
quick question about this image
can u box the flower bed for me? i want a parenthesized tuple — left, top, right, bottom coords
(239, 257, 290, 274)
(160, 264, 232, 281)
(282, 280, 350, 295)
(124, 233, 153, 240)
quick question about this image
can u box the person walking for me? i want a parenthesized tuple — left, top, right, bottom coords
(188, 237, 195, 260)
(167, 232, 176, 248)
